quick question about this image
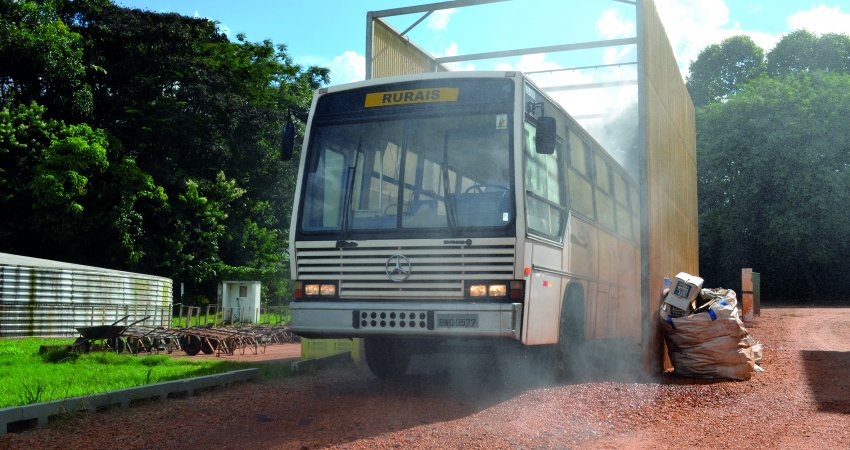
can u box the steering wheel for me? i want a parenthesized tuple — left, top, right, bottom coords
(383, 203, 397, 215)
(465, 184, 509, 194)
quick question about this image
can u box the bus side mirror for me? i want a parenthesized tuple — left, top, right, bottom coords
(535, 116, 556, 154)
(281, 118, 295, 161)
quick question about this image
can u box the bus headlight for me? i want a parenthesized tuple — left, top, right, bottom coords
(465, 281, 523, 301)
(304, 284, 320, 296)
(294, 281, 338, 299)
(320, 284, 337, 296)
(489, 284, 507, 297)
(469, 284, 488, 297)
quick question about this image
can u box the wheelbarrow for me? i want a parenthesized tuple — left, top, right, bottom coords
(73, 315, 150, 353)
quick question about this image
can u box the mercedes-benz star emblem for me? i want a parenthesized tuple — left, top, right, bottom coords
(385, 254, 412, 282)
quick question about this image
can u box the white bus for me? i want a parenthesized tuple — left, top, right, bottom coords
(288, 71, 641, 379)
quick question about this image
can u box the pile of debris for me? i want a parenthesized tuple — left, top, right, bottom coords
(659, 272, 763, 380)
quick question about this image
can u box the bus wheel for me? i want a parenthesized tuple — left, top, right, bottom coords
(556, 288, 586, 381)
(364, 337, 410, 380)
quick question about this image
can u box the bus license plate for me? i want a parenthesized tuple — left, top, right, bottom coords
(437, 314, 478, 328)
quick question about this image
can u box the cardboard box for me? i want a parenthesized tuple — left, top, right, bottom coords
(663, 272, 704, 311)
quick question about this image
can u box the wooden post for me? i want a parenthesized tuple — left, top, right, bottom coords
(741, 268, 754, 322)
(205, 304, 213, 326)
(753, 272, 761, 315)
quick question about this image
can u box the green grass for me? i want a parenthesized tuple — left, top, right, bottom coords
(0, 338, 295, 408)
(171, 311, 291, 328)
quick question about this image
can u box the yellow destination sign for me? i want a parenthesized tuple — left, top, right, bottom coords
(364, 87, 459, 107)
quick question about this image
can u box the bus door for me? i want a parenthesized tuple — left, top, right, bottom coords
(521, 104, 567, 345)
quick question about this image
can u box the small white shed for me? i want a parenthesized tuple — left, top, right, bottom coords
(218, 281, 261, 323)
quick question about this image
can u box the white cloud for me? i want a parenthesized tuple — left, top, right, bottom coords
(787, 5, 850, 35)
(437, 42, 475, 71)
(653, 0, 734, 75)
(218, 23, 232, 39)
(428, 8, 456, 31)
(327, 51, 366, 84)
(653, 0, 783, 79)
(602, 46, 635, 65)
(442, 41, 459, 57)
(496, 53, 565, 74)
(597, 9, 635, 39)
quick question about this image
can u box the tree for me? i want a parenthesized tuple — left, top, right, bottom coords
(0, 0, 328, 303)
(0, 0, 92, 119)
(0, 102, 167, 264)
(767, 30, 850, 76)
(0, 1, 312, 303)
(0, 102, 57, 250)
(62, 1, 326, 301)
(686, 35, 766, 107)
(814, 33, 850, 73)
(697, 71, 850, 300)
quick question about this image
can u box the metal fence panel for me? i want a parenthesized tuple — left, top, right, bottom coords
(0, 253, 172, 337)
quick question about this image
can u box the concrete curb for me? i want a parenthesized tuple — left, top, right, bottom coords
(0, 368, 259, 435)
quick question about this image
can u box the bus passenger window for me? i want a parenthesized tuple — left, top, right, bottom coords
(614, 172, 633, 239)
(524, 122, 566, 240)
(595, 155, 616, 230)
(567, 135, 594, 219)
(569, 130, 588, 175)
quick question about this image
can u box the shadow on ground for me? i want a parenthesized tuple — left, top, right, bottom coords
(803, 350, 850, 414)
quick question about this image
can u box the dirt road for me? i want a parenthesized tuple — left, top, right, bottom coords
(2, 307, 849, 449)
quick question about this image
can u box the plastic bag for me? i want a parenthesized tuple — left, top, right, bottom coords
(660, 288, 762, 380)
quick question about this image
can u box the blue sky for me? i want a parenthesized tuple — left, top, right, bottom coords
(115, 0, 850, 85)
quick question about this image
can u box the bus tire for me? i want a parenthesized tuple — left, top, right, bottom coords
(556, 285, 586, 381)
(364, 337, 410, 380)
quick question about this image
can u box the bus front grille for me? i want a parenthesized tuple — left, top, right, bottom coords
(294, 238, 517, 300)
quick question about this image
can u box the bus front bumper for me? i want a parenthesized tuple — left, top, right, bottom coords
(289, 301, 523, 340)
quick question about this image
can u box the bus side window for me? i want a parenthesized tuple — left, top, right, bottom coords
(630, 182, 640, 241)
(595, 154, 616, 230)
(614, 171, 634, 240)
(524, 121, 566, 240)
(567, 129, 594, 219)
(302, 147, 345, 230)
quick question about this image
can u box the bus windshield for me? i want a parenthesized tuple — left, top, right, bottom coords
(299, 112, 513, 237)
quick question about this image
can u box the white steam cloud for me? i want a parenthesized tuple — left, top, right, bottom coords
(428, 8, 456, 31)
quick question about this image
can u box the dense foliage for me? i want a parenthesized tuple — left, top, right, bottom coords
(688, 31, 850, 301)
(0, 0, 329, 304)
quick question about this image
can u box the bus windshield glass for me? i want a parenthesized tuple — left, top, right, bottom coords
(299, 102, 514, 238)
(301, 114, 514, 236)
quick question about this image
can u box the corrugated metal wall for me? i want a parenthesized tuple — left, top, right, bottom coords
(0, 253, 172, 337)
(371, 19, 447, 79)
(638, 0, 699, 370)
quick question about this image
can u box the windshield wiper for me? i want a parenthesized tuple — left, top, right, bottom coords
(340, 137, 362, 239)
(441, 131, 457, 231)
